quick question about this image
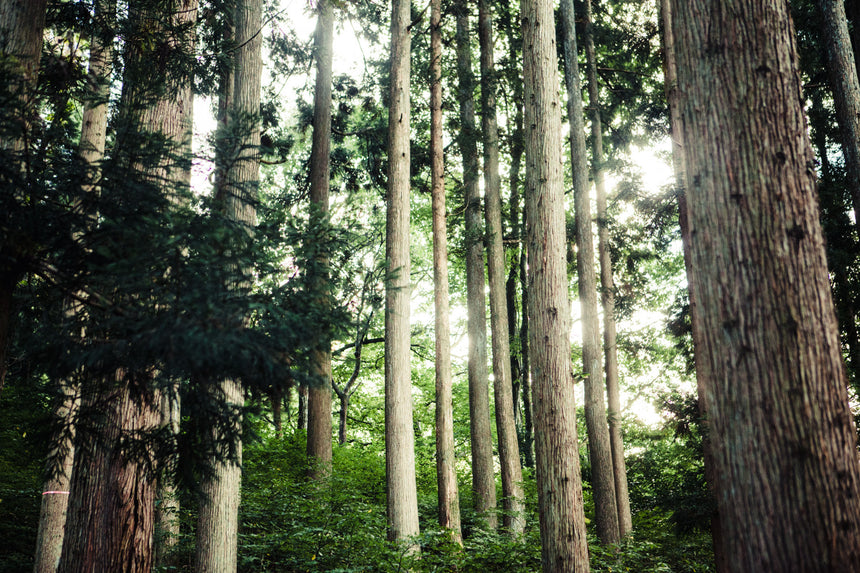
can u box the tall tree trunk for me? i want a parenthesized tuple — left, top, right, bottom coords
(306, 0, 334, 482)
(478, 0, 525, 536)
(455, 5, 497, 529)
(34, 3, 115, 570)
(659, 0, 726, 568)
(522, 0, 590, 569)
(0, 0, 48, 394)
(384, 0, 420, 546)
(196, 0, 261, 570)
(670, 0, 860, 569)
(57, 1, 196, 570)
(580, 0, 632, 537)
(499, 1, 533, 470)
(819, 0, 860, 240)
(430, 0, 462, 544)
(559, 0, 620, 545)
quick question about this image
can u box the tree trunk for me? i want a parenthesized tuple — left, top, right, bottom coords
(384, 0, 420, 546)
(196, 0, 261, 570)
(559, 0, 620, 545)
(298, 384, 309, 431)
(579, 0, 632, 537)
(819, 0, 860, 240)
(499, 1, 533, 470)
(33, 385, 77, 573)
(658, 0, 727, 568)
(670, 0, 860, 569)
(430, 0, 462, 544)
(306, 0, 334, 482)
(58, 382, 161, 573)
(478, 0, 525, 536)
(57, 1, 196, 569)
(0, 0, 48, 395)
(34, 2, 114, 565)
(0, 0, 47, 153)
(455, 5, 497, 529)
(522, 0, 591, 569)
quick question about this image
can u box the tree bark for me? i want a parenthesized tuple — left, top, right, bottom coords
(196, 0, 261, 570)
(819, 0, 860, 240)
(430, 0, 462, 544)
(455, 5, 497, 529)
(384, 0, 420, 546)
(659, 0, 727, 568)
(0, 0, 48, 395)
(522, 0, 591, 569)
(479, 0, 525, 536)
(580, 0, 632, 538)
(306, 0, 335, 482)
(559, 0, 620, 545)
(670, 0, 860, 570)
(34, 2, 115, 568)
(57, 1, 196, 570)
(58, 382, 161, 573)
(499, 1, 533, 470)
(33, 385, 77, 573)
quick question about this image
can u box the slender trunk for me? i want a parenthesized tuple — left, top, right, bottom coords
(155, 385, 180, 566)
(33, 384, 77, 573)
(578, 0, 632, 537)
(479, 0, 524, 535)
(430, 0, 462, 544)
(196, 0, 261, 570)
(819, 0, 860, 240)
(298, 384, 308, 431)
(336, 389, 348, 445)
(560, 0, 620, 544)
(499, 2, 532, 470)
(522, 0, 590, 569)
(384, 0, 420, 546)
(271, 387, 283, 438)
(455, 5, 497, 529)
(670, 0, 860, 569)
(306, 0, 334, 481)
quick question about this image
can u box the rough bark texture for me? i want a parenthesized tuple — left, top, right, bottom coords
(580, 0, 632, 538)
(479, 0, 525, 536)
(384, 0, 420, 546)
(58, 383, 161, 573)
(430, 0, 462, 544)
(57, 2, 196, 570)
(670, 0, 860, 570)
(196, 0, 261, 570)
(819, 0, 860, 239)
(34, 3, 115, 569)
(0, 0, 47, 153)
(522, 0, 590, 569)
(455, 6, 497, 529)
(659, 0, 727, 568)
(0, 0, 48, 394)
(306, 0, 334, 481)
(559, 0, 620, 545)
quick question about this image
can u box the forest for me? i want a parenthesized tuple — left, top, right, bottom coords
(2, 0, 860, 571)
